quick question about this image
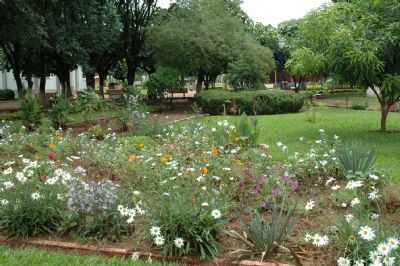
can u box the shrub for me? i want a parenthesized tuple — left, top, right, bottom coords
(145, 67, 184, 101)
(0, 89, 15, 101)
(20, 92, 42, 130)
(351, 101, 368, 110)
(49, 97, 70, 129)
(72, 90, 107, 113)
(197, 90, 304, 115)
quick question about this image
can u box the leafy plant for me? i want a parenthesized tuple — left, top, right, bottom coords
(148, 189, 226, 259)
(19, 92, 42, 131)
(0, 163, 66, 237)
(63, 180, 135, 241)
(225, 199, 297, 262)
(235, 113, 259, 146)
(337, 143, 376, 175)
(72, 90, 107, 114)
(49, 97, 70, 129)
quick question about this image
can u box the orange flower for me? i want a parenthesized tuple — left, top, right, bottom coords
(128, 154, 137, 161)
(211, 147, 220, 156)
(48, 143, 56, 149)
(201, 167, 209, 174)
(160, 154, 172, 164)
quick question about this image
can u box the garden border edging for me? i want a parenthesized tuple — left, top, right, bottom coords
(0, 236, 294, 266)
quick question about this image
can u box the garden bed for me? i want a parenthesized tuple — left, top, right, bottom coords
(0, 116, 399, 266)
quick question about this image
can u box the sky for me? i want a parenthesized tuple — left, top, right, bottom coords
(158, 0, 330, 27)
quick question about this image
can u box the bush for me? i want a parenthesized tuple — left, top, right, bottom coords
(145, 67, 184, 101)
(72, 90, 107, 113)
(20, 92, 42, 130)
(0, 89, 15, 101)
(197, 90, 304, 115)
(49, 97, 69, 129)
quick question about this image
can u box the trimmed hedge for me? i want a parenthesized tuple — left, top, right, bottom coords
(197, 90, 304, 115)
(0, 89, 15, 101)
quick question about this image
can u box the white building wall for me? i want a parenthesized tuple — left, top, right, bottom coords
(0, 67, 87, 97)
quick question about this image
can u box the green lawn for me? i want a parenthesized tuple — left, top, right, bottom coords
(0, 245, 177, 266)
(315, 92, 381, 110)
(207, 107, 400, 180)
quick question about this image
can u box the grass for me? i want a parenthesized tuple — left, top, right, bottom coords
(0, 245, 178, 266)
(205, 107, 400, 180)
(315, 91, 381, 110)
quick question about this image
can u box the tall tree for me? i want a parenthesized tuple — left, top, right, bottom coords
(0, 0, 45, 97)
(116, 0, 158, 85)
(81, 0, 122, 97)
(150, 0, 267, 91)
(288, 0, 400, 131)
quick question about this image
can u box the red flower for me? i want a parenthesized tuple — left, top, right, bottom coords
(48, 152, 57, 161)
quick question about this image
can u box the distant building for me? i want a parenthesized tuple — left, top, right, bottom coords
(0, 66, 87, 97)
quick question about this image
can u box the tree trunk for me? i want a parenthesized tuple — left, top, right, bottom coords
(39, 76, 47, 105)
(99, 72, 106, 99)
(26, 75, 33, 91)
(127, 64, 137, 86)
(85, 73, 95, 89)
(380, 104, 389, 132)
(196, 72, 204, 93)
(12, 69, 24, 97)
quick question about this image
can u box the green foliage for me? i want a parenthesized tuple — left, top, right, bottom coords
(48, 97, 69, 129)
(227, 41, 274, 90)
(235, 113, 259, 146)
(337, 143, 376, 175)
(145, 67, 184, 100)
(72, 90, 107, 114)
(19, 92, 42, 131)
(0, 89, 15, 100)
(225, 200, 296, 261)
(149, 189, 225, 259)
(0, 166, 66, 237)
(285, 47, 325, 80)
(197, 90, 304, 115)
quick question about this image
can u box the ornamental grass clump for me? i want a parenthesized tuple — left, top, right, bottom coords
(148, 188, 227, 260)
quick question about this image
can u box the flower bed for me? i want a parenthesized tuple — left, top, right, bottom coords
(0, 118, 399, 266)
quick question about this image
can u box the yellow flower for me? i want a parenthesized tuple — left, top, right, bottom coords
(128, 154, 137, 161)
(48, 143, 56, 149)
(201, 167, 209, 175)
(136, 143, 145, 150)
(34, 154, 42, 160)
(211, 147, 220, 156)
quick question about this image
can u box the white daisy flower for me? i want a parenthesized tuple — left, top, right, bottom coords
(31, 192, 41, 201)
(150, 226, 161, 237)
(358, 226, 375, 241)
(305, 200, 315, 211)
(154, 235, 165, 246)
(174, 237, 184, 248)
(211, 209, 222, 219)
